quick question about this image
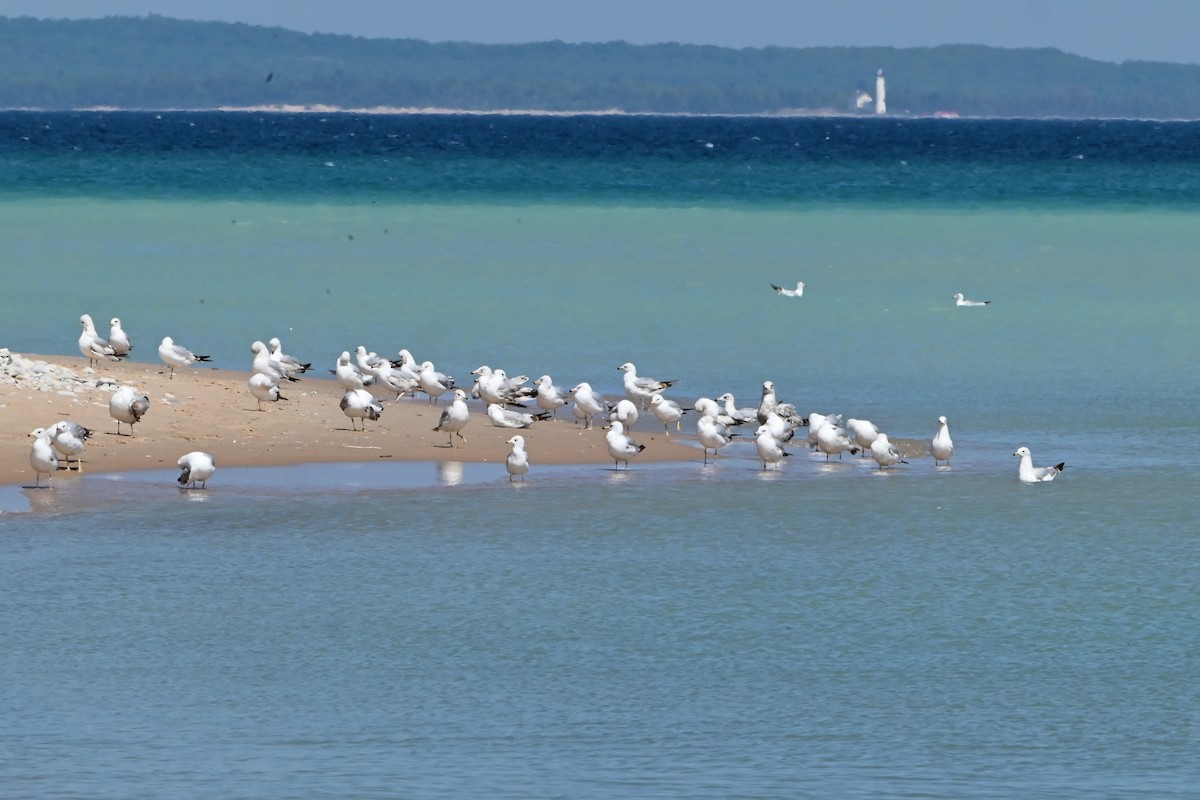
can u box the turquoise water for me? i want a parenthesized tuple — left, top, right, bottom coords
(2, 113, 1199, 797)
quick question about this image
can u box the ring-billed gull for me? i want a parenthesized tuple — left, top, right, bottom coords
(953, 293, 990, 307)
(761, 408, 801, 448)
(506, 434, 530, 482)
(870, 433, 907, 470)
(756, 380, 778, 424)
(340, 387, 383, 431)
(696, 414, 737, 464)
(49, 420, 91, 472)
(931, 415, 954, 465)
(108, 317, 132, 356)
(754, 424, 789, 470)
(610, 398, 639, 431)
(770, 281, 805, 297)
(250, 340, 297, 383)
(248, 372, 287, 411)
(433, 388, 470, 446)
(366, 359, 418, 401)
(268, 337, 312, 377)
(158, 336, 211, 378)
(1013, 446, 1065, 483)
(28, 428, 59, 487)
(535, 375, 569, 417)
(716, 392, 758, 424)
(177, 451, 216, 489)
(816, 418, 859, 461)
(604, 420, 645, 470)
(846, 418, 881, 456)
(618, 362, 677, 409)
(109, 385, 150, 436)
(418, 361, 455, 405)
(569, 382, 611, 429)
(487, 403, 551, 429)
(649, 393, 685, 435)
(694, 397, 742, 428)
(78, 314, 123, 366)
(334, 351, 366, 390)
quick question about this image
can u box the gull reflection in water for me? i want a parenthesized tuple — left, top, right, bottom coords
(438, 461, 464, 487)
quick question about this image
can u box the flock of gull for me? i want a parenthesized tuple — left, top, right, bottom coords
(24, 300, 1066, 489)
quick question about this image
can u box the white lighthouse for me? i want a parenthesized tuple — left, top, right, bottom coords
(875, 68, 886, 115)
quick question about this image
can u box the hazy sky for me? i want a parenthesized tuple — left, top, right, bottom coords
(5, 0, 1198, 65)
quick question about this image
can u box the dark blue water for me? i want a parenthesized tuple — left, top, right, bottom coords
(5, 111, 1200, 204)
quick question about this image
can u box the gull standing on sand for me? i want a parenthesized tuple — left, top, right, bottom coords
(366, 359, 418, 401)
(487, 403, 551, 429)
(618, 362, 677, 409)
(268, 337, 312, 377)
(78, 314, 123, 366)
(569, 382, 611, 429)
(931, 415, 954, 465)
(28, 428, 59, 488)
(109, 385, 150, 436)
(505, 434, 530, 482)
(870, 433, 907, 470)
(433, 388, 470, 446)
(248, 372, 287, 411)
(754, 424, 788, 470)
(649, 393, 685, 435)
(334, 351, 366, 390)
(1013, 446, 1066, 483)
(604, 420, 645, 470)
(610, 398, 639, 431)
(177, 451, 216, 489)
(694, 397, 742, 428)
(49, 420, 90, 472)
(418, 361, 454, 405)
(535, 375, 569, 417)
(107, 317, 132, 356)
(250, 340, 297, 383)
(340, 388, 383, 431)
(953, 293, 991, 307)
(770, 281, 805, 297)
(158, 336, 211, 378)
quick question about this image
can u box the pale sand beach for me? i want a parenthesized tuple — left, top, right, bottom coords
(1, 352, 699, 487)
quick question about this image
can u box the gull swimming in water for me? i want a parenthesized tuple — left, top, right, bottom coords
(931, 415, 954, 465)
(870, 433, 907, 470)
(754, 424, 789, 470)
(109, 385, 150, 436)
(618, 362, 677, 409)
(1013, 446, 1065, 483)
(487, 403, 551, 429)
(953, 293, 990, 307)
(49, 420, 91, 472)
(604, 420, 645, 470)
(340, 388, 383, 431)
(107, 317, 132, 356)
(158, 336, 211, 378)
(505, 434, 530, 482)
(177, 451, 216, 489)
(248, 372, 286, 411)
(770, 281, 805, 297)
(28, 428, 59, 487)
(649, 393, 685, 435)
(433, 388, 470, 446)
(78, 314, 123, 366)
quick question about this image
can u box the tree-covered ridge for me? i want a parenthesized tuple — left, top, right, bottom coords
(2, 14, 1198, 117)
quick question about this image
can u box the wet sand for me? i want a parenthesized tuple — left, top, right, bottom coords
(1, 354, 699, 487)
